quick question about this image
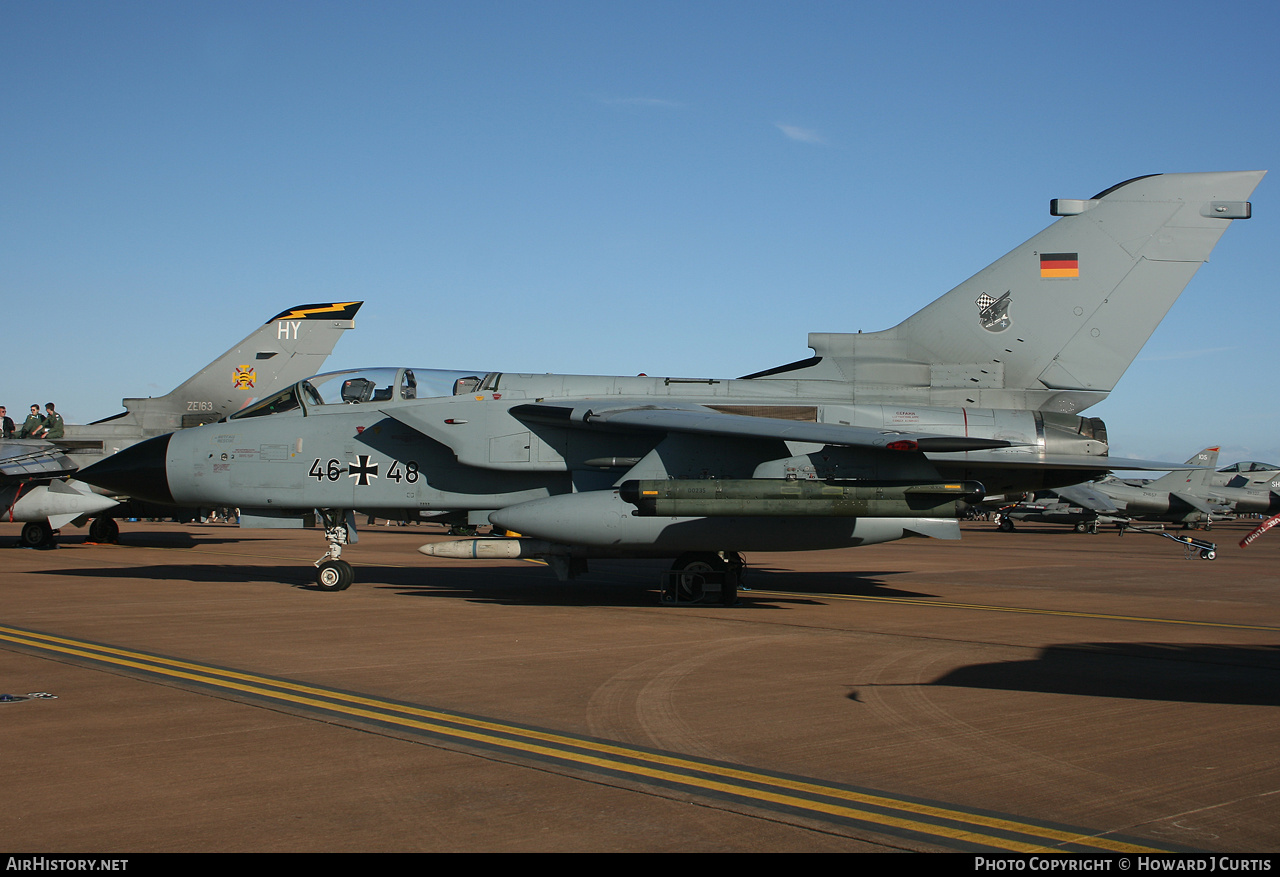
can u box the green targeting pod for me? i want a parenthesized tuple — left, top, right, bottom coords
(619, 479, 986, 518)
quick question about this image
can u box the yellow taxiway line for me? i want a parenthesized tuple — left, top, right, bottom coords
(0, 622, 1179, 854)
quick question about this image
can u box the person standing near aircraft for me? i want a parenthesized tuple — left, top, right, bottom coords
(0, 407, 14, 439)
(42, 402, 64, 440)
(19, 404, 45, 438)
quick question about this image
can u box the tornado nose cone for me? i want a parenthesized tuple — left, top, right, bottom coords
(77, 433, 175, 505)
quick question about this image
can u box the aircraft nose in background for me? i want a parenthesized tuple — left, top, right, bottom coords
(77, 433, 175, 505)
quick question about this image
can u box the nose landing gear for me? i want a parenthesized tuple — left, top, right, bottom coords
(313, 509, 357, 590)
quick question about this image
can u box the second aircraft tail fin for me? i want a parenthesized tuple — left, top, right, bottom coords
(104, 301, 362, 428)
(1148, 447, 1221, 490)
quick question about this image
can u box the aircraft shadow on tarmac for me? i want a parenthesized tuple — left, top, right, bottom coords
(379, 564, 735, 607)
(920, 643, 1280, 707)
(378, 564, 935, 608)
(745, 568, 930, 597)
(29, 561, 656, 597)
(29, 564, 350, 586)
(28, 559, 933, 605)
(10, 531, 266, 550)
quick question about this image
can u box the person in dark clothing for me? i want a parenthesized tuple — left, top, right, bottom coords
(0, 406, 14, 439)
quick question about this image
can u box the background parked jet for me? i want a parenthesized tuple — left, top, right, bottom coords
(59, 301, 363, 470)
(1210, 460, 1280, 491)
(5, 301, 361, 546)
(1195, 461, 1280, 518)
(999, 446, 1280, 534)
(0, 441, 117, 547)
(997, 448, 1222, 532)
(79, 171, 1264, 598)
(992, 486, 1120, 533)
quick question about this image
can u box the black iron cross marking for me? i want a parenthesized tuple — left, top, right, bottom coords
(348, 454, 379, 486)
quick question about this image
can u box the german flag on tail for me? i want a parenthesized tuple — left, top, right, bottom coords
(1040, 253, 1079, 279)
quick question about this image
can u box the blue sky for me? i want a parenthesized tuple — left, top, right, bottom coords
(3, 1, 1276, 465)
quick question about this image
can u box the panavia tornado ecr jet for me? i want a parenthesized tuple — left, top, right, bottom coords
(78, 171, 1264, 598)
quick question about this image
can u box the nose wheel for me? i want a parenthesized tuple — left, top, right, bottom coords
(315, 558, 355, 591)
(313, 509, 358, 591)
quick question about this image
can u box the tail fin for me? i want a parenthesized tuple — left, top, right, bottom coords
(1148, 447, 1221, 489)
(106, 301, 362, 427)
(755, 171, 1264, 414)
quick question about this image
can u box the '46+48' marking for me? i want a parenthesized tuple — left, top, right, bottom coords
(309, 456, 419, 486)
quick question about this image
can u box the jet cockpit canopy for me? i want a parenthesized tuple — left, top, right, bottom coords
(229, 367, 493, 420)
(1218, 461, 1280, 473)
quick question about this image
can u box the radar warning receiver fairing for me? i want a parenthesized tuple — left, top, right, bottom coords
(78, 172, 1264, 597)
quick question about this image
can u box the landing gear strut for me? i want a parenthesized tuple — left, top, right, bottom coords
(313, 509, 356, 591)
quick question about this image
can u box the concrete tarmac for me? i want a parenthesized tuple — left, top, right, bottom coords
(1, 519, 1277, 852)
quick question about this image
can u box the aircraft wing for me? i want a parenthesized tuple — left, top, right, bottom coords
(508, 402, 1015, 453)
(0, 440, 79, 481)
(506, 403, 1210, 472)
(922, 451, 1204, 471)
(1169, 492, 1220, 516)
(1051, 483, 1121, 514)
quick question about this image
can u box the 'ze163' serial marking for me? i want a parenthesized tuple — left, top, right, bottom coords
(309, 456, 418, 487)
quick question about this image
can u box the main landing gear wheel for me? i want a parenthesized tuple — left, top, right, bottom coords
(20, 522, 54, 548)
(316, 559, 355, 591)
(89, 517, 120, 543)
(669, 552, 743, 605)
(671, 553, 720, 602)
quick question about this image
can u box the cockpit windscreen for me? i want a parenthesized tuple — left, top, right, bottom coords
(228, 367, 494, 420)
